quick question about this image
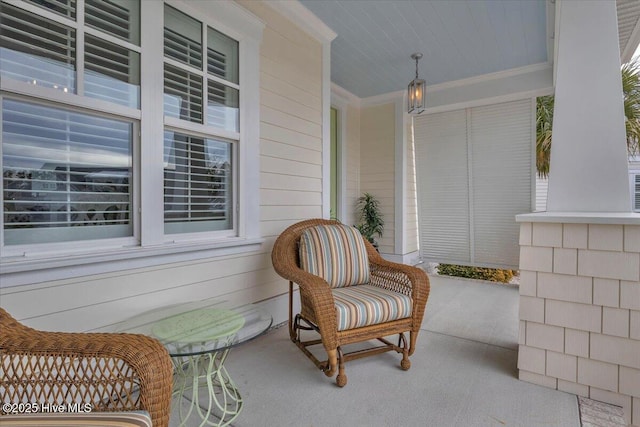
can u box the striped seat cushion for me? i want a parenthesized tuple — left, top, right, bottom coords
(332, 285, 412, 331)
(299, 224, 370, 288)
(0, 412, 152, 426)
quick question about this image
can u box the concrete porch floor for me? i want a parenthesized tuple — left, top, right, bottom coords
(171, 275, 583, 427)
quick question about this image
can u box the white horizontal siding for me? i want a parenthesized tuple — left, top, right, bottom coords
(262, 107, 321, 137)
(2, 252, 277, 331)
(360, 103, 395, 254)
(260, 139, 321, 165)
(261, 122, 319, 150)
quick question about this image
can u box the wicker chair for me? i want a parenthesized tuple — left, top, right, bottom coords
(0, 308, 173, 427)
(271, 218, 430, 387)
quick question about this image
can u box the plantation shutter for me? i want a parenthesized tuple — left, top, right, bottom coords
(0, 2, 76, 90)
(414, 99, 533, 269)
(470, 101, 532, 266)
(83, 0, 141, 108)
(163, 5, 203, 123)
(163, 131, 232, 233)
(161, 4, 239, 235)
(414, 109, 470, 264)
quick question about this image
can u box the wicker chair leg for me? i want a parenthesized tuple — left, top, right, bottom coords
(325, 348, 338, 378)
(335, 347, 347, 387)
(290, 314, 300, 342)
(408, 330, 418, 356)
(288, 281, 297, 342)
(399, 333, 411, 371)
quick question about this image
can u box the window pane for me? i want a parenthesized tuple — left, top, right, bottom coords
(0, 2, 76, 93)
(207, 80, 238, 132)
(2, 99, 133, 245)
(207, 27, 238, 84)
(85, 0, 140, 45)
(26, 0, 76, 20)
(85, 34, 140, 108)
(164, 131, 232, 234)
(164, 64, 202, 123)
(164, 5, 202, 69)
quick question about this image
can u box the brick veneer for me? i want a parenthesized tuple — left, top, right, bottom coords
(517, 222, 640, 426)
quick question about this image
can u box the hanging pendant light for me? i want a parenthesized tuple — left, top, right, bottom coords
(408, 53, 425, 114)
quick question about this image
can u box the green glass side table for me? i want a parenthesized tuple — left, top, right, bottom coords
(117, 299, 272, 427)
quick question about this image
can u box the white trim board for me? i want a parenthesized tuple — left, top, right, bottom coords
(331, 83, 360, 108)
(381, 250, 420, 266)
(516, 212, 640, 225)
(262, 0, 336, 43)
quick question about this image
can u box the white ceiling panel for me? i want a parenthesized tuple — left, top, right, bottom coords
(299, 0, 549, 98)
(297, 0, 640, 99)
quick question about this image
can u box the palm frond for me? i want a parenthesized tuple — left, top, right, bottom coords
(536, 95, 554, 178)
(535, 58, 640, 176)
(622, 59, 640, 157)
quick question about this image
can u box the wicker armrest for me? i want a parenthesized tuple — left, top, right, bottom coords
(369, 259, 429, 296)
(277, 265, 339, 335)
(0, 309, 173, 427)
(367, 251, 430, 327)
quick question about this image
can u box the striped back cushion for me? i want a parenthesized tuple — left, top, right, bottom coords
(299, 224, 370, 288)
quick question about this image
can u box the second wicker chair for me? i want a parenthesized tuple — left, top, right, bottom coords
(0, 308, 174, 426)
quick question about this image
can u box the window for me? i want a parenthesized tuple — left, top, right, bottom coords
(1, 2, 77, 95)
(0, 0, 140, 108)
(1, 0, 262, 264)
(163, 131, 232, 233)
(2, 99, 133, 245)
(1, 0, 140, 248)
(163, 5, 239, 235)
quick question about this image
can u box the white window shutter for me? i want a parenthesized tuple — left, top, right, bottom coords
(470, 100, 532, 267)
(414, 109, 471, 264)
(414, 99, 533, 269)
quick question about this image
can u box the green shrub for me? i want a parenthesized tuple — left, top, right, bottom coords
(436, 264, 517, 283)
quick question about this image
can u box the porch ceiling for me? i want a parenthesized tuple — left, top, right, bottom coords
(299, 0, 640, 99)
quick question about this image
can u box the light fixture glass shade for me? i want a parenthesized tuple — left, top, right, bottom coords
(408, 78, 425, 114)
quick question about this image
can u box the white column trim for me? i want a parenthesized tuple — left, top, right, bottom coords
(394, 99, 406, 256)
(239, 37, 262, 239)
(331, 90, 349, 222)
(139, 0, 165, 246)
(321, 40, 332, 219)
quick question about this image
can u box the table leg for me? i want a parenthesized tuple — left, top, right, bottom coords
(172, 349, 243, 427)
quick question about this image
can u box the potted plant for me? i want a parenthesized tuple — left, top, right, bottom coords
(355, 192, 384, 249)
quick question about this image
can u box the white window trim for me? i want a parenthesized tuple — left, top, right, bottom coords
(330, 91, 348, 223)
(0, 0, 265, 283)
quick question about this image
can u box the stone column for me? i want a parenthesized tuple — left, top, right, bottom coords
(516, 218, 640, 425)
